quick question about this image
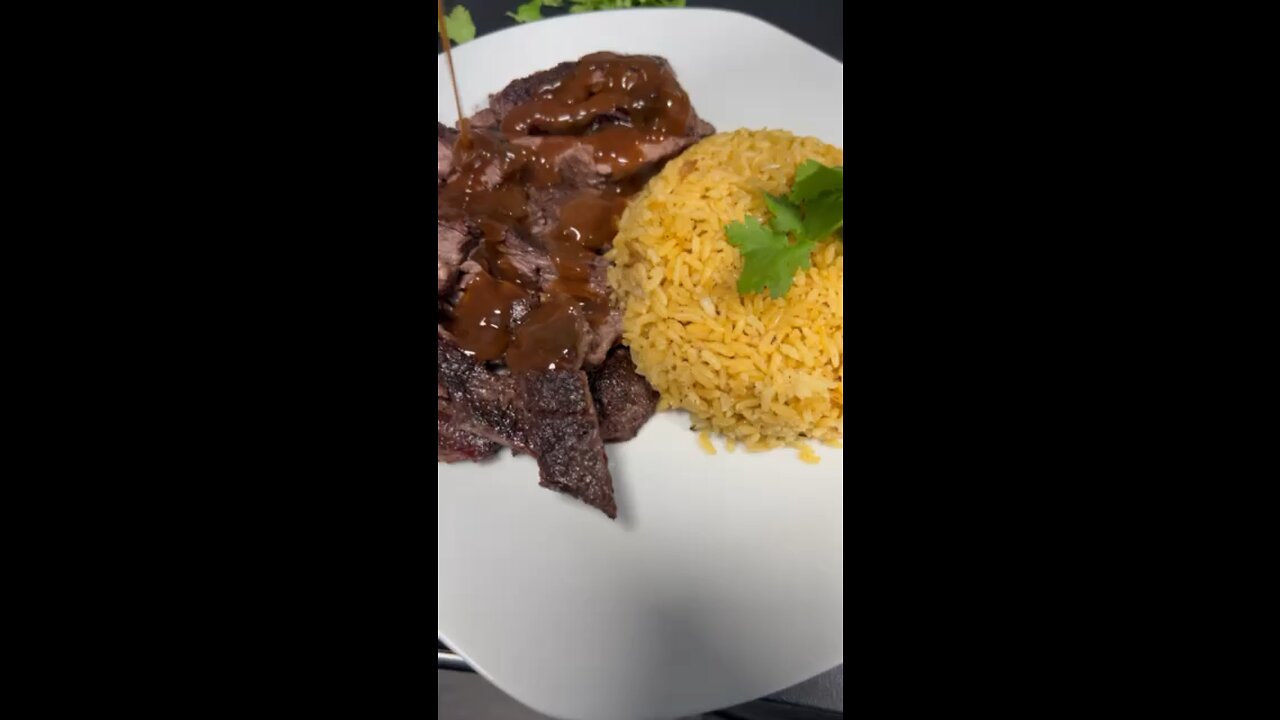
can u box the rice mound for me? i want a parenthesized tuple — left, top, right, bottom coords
(608, 129, 844, 453)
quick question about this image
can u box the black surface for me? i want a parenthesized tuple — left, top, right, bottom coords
(440, 670, 842, 720)
(437, 0, 843, 61)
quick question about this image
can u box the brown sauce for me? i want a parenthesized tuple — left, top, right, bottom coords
(447, 270, 528, 361)
(507, 296, 586, 372)
(476, 220, 532, 287)
(441, 52, 693, 367)
(582, 126, 664, 178)
(520, 136, 580, 186)
(554, 194, 626, 250)
(500, 53, 692, 137)
(442, 134, 593, 222)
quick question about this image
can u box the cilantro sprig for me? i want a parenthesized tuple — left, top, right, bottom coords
(440, 4, 476, 43)
(508, 0, 561, 23)
(726, 160, 844, 298)
(444, 1, 685, 43)
(510, 0, 684, 24)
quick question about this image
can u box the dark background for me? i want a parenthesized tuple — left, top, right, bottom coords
(438, 0, 843, 61)
(438, 1, 844, 716)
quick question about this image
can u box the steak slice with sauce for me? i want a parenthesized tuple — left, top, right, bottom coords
(584, 308, 623, 368)
(438, 53, 718, 518)
(438, 122, 457, 185)
(488, 61, 578, 122)
(483, 225, 557, 288)
(439, 330, 616, 517)
(437, 219, 476, 297)
(438, 329, 530, 452)
(487, 55, 715, 145)
(511, 138, 608, 191)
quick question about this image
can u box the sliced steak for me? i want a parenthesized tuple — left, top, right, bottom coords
(439, 54, 719, 518)
(438, 219, 476, 296)
(544, 128, 711, 182)
(489, 61, 578, 122)
(440, 329, 615, 517)
(516, 370, 616, 518)
(631, 133, 707, 168)
(470, 108, 498, 130)
(488, 55, 716, 146)
(489, 227, 557, 287)
(525, 185, 578, 243)
(580, 254, 622, 367)
(456, 258, 484, 292)
(438, 123, 458, 185)
(438, 330, 529, 451)
(584, 306, 623, 368)
(512, 137, 608, 190)
(590, 348, 658, 443)
(438, 409, 502, 463)
(511, 298, 593, 373)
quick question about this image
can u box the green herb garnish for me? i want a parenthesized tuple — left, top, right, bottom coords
(508, 0, 561, 23)
(725, 160, 843, 298)
(511, 0, 683, 23)
(569, 0, 685, 11)
(441, 4, 476, 43)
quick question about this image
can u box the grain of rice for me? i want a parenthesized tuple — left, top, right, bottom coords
(698, 431, 717, 455)
(794, 442, 821, 464)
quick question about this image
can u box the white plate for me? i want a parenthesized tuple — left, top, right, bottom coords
(438, 8, 843, 719)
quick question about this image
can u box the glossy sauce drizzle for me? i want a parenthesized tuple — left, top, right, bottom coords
(507, 295, 587, 371)
(447, 271, 528, 361)
(439, 133, 530, 224)
(500, 52, 691, 136)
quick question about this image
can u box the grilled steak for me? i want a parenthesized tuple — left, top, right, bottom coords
(438, 411, 502, 463)
(438, 329, 530, 451)
(489, 55, 714, 146)
(483, 224, 557, 288)
(584, 305, 623, 368)
(590, 347, 658, 443)
(437, 53, 711, 518)
(439, 330, 617, 517)
(437, 219, 475, 297)
(438, 122, 457, 185)
(516, 370, 616, 518)
(488, 61, 578, 122)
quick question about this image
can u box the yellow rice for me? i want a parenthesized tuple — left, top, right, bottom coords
(608, 129, 844, 453)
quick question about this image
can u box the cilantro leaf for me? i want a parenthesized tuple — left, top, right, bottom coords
(570, 0, 626, 11)
(725, 216, 775, 254)
(801, 189, 843, 241)
(508, 0, 544, 22)
(442, 4, 476, 43)
(508, 0, 564, 22)
(726, 217, 816, 298)
(516, 0, 681, 20)
(790, 161, 843, 242)
(726, 159, 844, 298)
(764, 193, 804, 235)
(568, 0, 684, 12)
(789, 160, 843, 205)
